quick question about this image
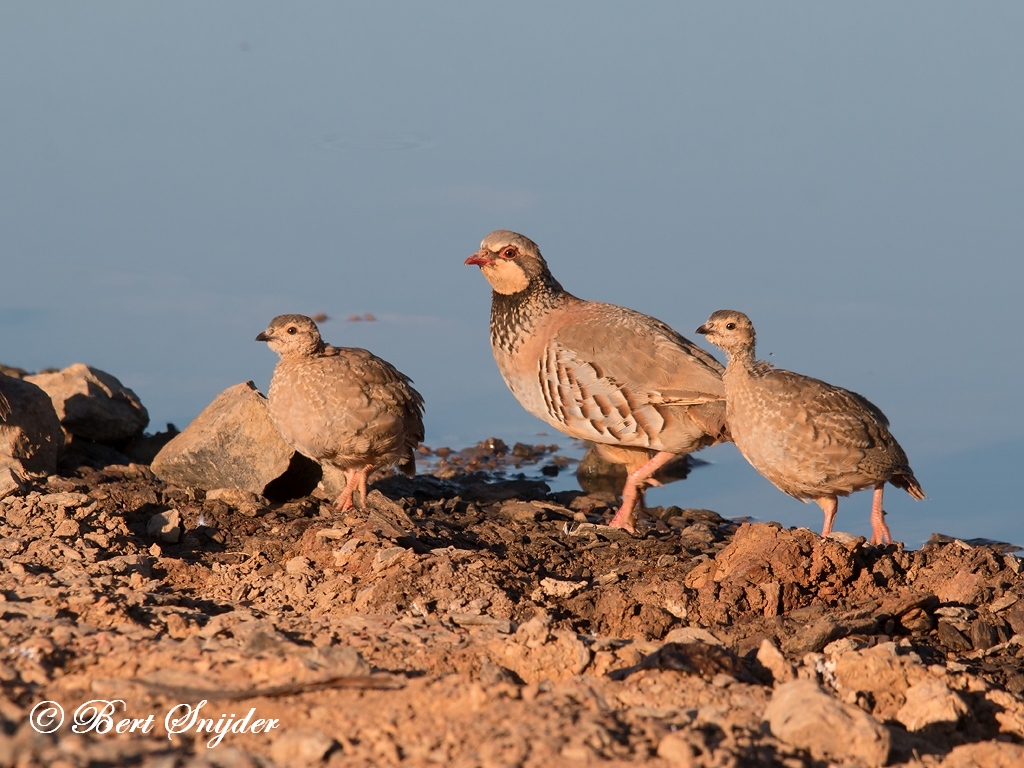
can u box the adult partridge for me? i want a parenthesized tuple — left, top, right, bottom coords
(257, 314, 424, 510)
(466, 230, 728, 532)
(696, 309, 924, 544)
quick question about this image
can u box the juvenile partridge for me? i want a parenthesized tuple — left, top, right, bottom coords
(696, 309, 924, 544)
(466, 230, 728, 532)
(257, 314, 424, 511)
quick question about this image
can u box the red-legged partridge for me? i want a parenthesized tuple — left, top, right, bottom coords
(466, 230, 728, 532)
(696, 309, 924, 544)
(257, 314, 424, 511)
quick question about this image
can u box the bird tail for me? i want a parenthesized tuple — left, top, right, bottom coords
(689, 400, 731, 445)
(892, 472, 925, 501)
(398, 450, 416, 478)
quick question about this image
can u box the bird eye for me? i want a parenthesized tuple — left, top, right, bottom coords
(725, 323, 736, 330)
(501, 247, 516, 259)
(287, 327, 297, 335)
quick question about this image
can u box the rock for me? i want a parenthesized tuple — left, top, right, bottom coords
(489, 613, 591, 682)
(987, 689, 1024, 739)
(539, 577, 587, 598)
(764, 679, 890, 767)
(711, 522, 815, 587)
(372, 547, 408, 571)
(940, 742, 1024, 768)
(656, 732, 697, 766)
(286, 556, 312, 575)
(26, 363, 148, 442)
(663, 627, 724, 646)
(0, 375, 63, 475)
(147, 509, 181, 543)
(935, 568, 988, 605)
(755, 638, 795, 684)
(53, 519, 81, 538)
(895, 678, 968, 731)
(937, 618, 973, 651)
(151, 381, 321, 499)
(268, 729, 336, 766)
(0, 466, 24, 500)
(783, 615, 842, 654)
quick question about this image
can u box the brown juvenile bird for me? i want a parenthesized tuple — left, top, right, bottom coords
(466, 230, 728, 532)
(696, 310, 924, 544)
(257, 314, 424, 511)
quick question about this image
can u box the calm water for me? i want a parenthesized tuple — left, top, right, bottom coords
(2, 3, 1022, 547)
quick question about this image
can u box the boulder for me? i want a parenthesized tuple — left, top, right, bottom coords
(26, 363, 148, 442)
(0, 374, 64, 476)
(151, 381, 320, 499)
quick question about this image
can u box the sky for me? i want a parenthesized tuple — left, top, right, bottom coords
(2, 2, 1022, 545)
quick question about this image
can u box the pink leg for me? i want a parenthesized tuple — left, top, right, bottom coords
(870, 483, 891, 545)
(815, 496, 839, 538)
(336, 465, 373, 511)
(609, 451, 677, 533)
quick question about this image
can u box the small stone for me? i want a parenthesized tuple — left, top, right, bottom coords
(268, 729, 335, 766)
(941, 741, 1024, 768)
(656, 732, 696, 766)
(147, 509, 181, 543)
(38, 492, 91, 508)
(663, 627, 724, 646)
(990, 594, 1020, 614)
(539, 577, 587, 598)
(971, 620, 1001, 650)
(937, 618, 973, 651)
(895, 678, 968, 731)
(899, 606, 934, 633)
(0, 467, 25, 500)
(314, 527, 351, 540)
(286, 556, 312, 575)
(764, 679, 890, 767)
(756, 638, 795, 684)
(53, 519, 81, 538)
(372, 546, 407, 571)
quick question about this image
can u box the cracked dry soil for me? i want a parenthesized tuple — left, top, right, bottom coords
(2, 448, 1024, 767)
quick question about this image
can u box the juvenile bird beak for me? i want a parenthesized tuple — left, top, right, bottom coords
(465, 251, 495, 267)
(695, 324, 710, 335)
(256, 331, 270, 342)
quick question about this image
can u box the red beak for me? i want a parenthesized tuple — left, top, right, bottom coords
(465, 251, 495, 267)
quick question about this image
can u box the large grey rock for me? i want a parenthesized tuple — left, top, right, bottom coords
(151, 381, 320, 499)
(764, 679, 890, 767)
(0, 374, 64, 476)
(26, 363, 148, 442)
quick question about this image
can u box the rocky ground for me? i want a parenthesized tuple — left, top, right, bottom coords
(1, 436, 1023, 768)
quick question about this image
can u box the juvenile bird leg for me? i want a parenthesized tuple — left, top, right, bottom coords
(870, 483, 891, 545)
(335, 465, 374, 511)
(609, 451, 677, 533)
(815, 496, 839, 538)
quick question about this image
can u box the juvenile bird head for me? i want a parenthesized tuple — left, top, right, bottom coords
(465, 230, 556, 295)
(256, 314, 326, 358)
(696, 310, 756, 356)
